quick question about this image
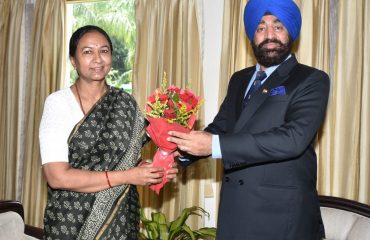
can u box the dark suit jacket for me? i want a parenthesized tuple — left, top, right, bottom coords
(203, 56, 329, 239)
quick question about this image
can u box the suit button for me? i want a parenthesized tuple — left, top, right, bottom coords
(225, 177, 230, 182)
(238, 180, 244, 185)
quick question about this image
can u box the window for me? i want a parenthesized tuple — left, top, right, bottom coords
(66, 0, 135, 93)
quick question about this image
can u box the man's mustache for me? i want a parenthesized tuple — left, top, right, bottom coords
(258, 39, 284, 49)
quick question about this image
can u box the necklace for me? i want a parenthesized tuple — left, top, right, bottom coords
(75, 83, 86, 115)
(75, 82, 109, 115)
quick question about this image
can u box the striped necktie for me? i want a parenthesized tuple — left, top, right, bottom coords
(242, 71, 266, 108)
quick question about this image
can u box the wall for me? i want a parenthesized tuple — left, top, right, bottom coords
(201, 0, 224, 227)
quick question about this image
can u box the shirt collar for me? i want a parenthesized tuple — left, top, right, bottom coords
(256, 54, 292, 78)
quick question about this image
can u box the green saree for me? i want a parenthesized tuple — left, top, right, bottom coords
(43, 87, 146, 240)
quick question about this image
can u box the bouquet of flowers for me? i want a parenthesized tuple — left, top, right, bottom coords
(145, 73, 203, 194)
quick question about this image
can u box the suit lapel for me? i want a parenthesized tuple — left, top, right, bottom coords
(234, 55, 299, 132)
(235, 68, 256, 118)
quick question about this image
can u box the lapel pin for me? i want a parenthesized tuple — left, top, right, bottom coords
(262, 89, 268, 94)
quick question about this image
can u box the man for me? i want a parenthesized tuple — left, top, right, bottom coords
(168, 0, 329, 239)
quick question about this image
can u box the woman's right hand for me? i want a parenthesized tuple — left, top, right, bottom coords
(42, 162, 166, 193)
(123, 163, 165, 186)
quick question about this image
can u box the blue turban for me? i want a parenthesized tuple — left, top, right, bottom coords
(243, 0, 302, 41)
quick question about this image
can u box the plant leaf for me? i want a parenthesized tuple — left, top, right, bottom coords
(172, 92, 179, 102)
(168, 226, 182, 240)
(146, 223, 159, 240)
(140, 209, 160, 239)
(172, 230, 192, 240)
(194, 228, 217, 238)
(169, 206, 201, 232)
(138, 232, 148, 240)
(140, 207, 215, 240)
(158, 223, 170, 240)
(152, 212, 167, 225)
(140, 208, 150, 223)
(181, 225, 196, 240)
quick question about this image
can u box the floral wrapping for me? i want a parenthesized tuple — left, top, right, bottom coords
(145, 74, 202, 194)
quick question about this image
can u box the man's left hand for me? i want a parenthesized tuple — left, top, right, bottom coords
(167, 130, 212, 156)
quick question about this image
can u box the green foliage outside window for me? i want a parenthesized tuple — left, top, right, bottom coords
(69, 0, 135, 92)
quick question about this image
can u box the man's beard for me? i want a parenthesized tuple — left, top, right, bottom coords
(252, 37, 293, 68)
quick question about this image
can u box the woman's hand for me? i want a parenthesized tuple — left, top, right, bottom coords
(124, 163, 164, 186)
(42, 161, 179, 193)
(166, 162, 178, 180)
(139, 161, 179, 181)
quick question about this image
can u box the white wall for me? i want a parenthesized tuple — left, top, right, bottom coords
(202, 0, 224, 126)
(201, 0, 224, 228)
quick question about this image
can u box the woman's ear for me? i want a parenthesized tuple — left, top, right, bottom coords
(70, 57, 76, 69)
(70, 57, 79, 76)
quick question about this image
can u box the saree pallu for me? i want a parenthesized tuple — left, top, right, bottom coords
(43, 87, 146, 240)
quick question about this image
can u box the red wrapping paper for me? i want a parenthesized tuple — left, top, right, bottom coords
(144, 77, 202, 194)
(146, 116, 195, 194)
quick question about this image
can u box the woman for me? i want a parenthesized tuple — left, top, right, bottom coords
(39, 25, 176, 239)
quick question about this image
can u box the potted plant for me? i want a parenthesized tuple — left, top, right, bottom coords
(139, 206, 217, 240)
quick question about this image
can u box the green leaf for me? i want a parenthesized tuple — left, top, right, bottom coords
(194, 228, 217, 238)
(152, 212, 167, 225)
(181, 225, 196, 240)
(168, 226, 181, 240)
(140, 207, 216, 240)
(169, 206, 200, 232)
(138, 232, 148, 240)
(140, 208, 151, 224)
(158, 223, 170, 240)
(172, 230, 192, 240)
(140, 209, 160, 239)
(172, 92, 179, 102)
(146, 223, 159, 240)
(151, 212, 169, 240)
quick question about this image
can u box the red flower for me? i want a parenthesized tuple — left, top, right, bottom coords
(164, 108, 176, 119)
(178, 90, 198, 110)
(168, 85, 180, 94)
(148, 94, 156, 103)
(167, 99, 174, 108)
(145, 73, 203, 128)
(158, 93, 168, 103)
